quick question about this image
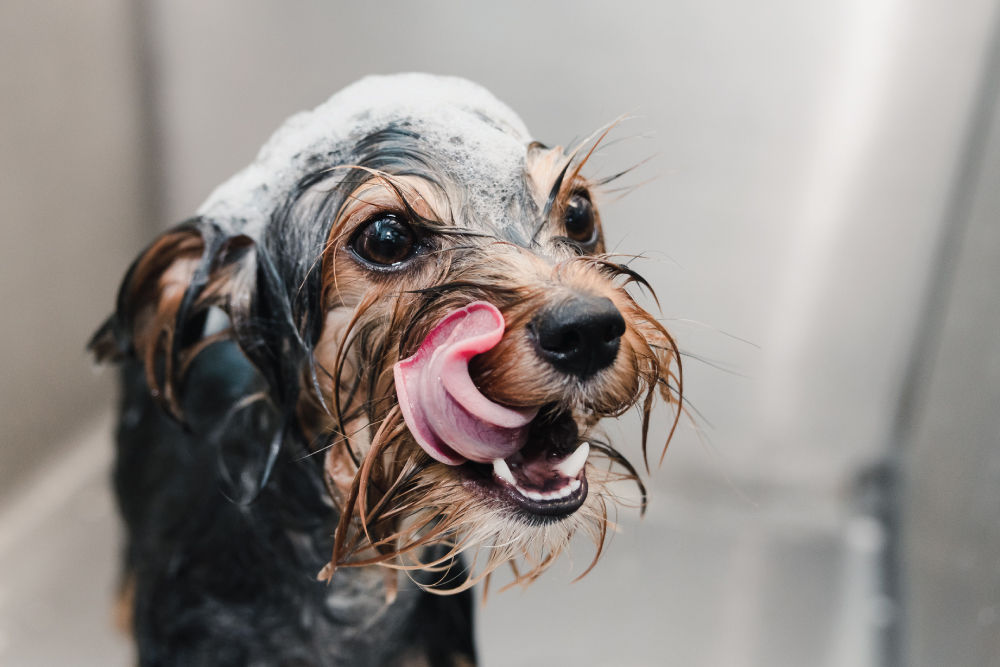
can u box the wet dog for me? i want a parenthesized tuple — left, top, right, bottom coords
(91, 73, 681, 666)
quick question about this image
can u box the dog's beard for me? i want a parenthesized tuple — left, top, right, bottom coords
(322, 413, 636, 595)
(383, 461, 619, 593)
(312, 253, 681, 593)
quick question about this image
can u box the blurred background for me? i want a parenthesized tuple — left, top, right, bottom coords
(2, 1, 999, 665)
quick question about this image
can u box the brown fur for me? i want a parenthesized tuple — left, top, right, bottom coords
(94, 134, 682, 598)
(306, 144, 682, 592)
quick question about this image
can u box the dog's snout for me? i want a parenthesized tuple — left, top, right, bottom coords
(531, 295, 625, 379)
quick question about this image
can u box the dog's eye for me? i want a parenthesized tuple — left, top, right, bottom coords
(351, 214, 417, 266)
(563, 193, 597, 244)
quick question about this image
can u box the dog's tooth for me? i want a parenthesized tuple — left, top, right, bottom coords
(492, 458, 516, 485)
(555, 442, 590, 478)
(569, 478, 582, 492)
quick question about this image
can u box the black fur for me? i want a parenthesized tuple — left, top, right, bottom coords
(114, 342, 474, 666)
(97, 123, 499, 667)
(93, 76, 564, 666)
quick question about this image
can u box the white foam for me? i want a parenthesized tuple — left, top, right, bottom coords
(198, 73, 534, 233)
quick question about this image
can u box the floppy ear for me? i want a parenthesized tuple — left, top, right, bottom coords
(90, 219, 257, 418)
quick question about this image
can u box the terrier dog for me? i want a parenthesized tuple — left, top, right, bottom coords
(91, 73, 681, 666)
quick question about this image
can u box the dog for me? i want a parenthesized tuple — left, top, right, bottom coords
(91, 73, 681, 666)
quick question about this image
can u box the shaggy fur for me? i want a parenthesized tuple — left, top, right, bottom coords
(91, 73, 681, 666)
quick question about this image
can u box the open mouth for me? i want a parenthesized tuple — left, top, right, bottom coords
(466, 410, 589, 518)
(394, 301, 590, 519)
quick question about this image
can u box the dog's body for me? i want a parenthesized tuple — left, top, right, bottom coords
(113, 345, 474, 666)
(93, 74, 680, 666)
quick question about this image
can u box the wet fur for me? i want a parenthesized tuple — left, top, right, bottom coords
(92, 78, 680, 666)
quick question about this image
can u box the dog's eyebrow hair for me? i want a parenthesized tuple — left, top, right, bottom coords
(532, 118, 627, 244)
(541, 158, 575, 221)
(431, 227, 493, 238)
(532, 158, 574, 244)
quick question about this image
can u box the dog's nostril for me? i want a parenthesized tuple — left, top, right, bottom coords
(603, 317, 626, 342)
(533, 296, 625, 379)
(539, 328, 581, 354)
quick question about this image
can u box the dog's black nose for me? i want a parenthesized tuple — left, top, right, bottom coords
(532, 295, 626, 379)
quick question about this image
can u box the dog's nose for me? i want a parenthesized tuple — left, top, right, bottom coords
(532, 295, 626, 379)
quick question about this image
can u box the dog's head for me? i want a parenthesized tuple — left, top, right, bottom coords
(93, 74, 681, 593)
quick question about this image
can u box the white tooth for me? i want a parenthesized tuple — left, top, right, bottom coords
(569, 478, 582, 492)
(492, 458, 515, 485)
(556, 442, 590, 478)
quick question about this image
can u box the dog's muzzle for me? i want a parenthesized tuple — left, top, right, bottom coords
(394, 300, 599, 519)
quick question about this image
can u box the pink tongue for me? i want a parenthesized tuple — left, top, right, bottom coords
(393, 301, 537, 465)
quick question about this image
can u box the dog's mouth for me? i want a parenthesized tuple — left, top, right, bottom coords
(394, 301, 590, 518)
(465, 409, 589, 518)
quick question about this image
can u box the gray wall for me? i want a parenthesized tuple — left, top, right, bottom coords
(143, 0, 994, 492)
(900, 49, 1000, 666)
(3, 1, 1000, 665)
(0, 0, 151, 490)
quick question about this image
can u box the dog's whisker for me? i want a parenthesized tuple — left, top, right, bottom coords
(93, 73, 683, 663)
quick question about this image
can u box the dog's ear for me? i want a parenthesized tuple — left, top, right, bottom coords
(90, 219, 257, 417)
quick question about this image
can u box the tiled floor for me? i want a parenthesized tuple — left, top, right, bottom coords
(0, 416, 881, 666)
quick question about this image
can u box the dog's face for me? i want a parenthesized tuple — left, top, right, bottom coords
(94, 74, 680, 592)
